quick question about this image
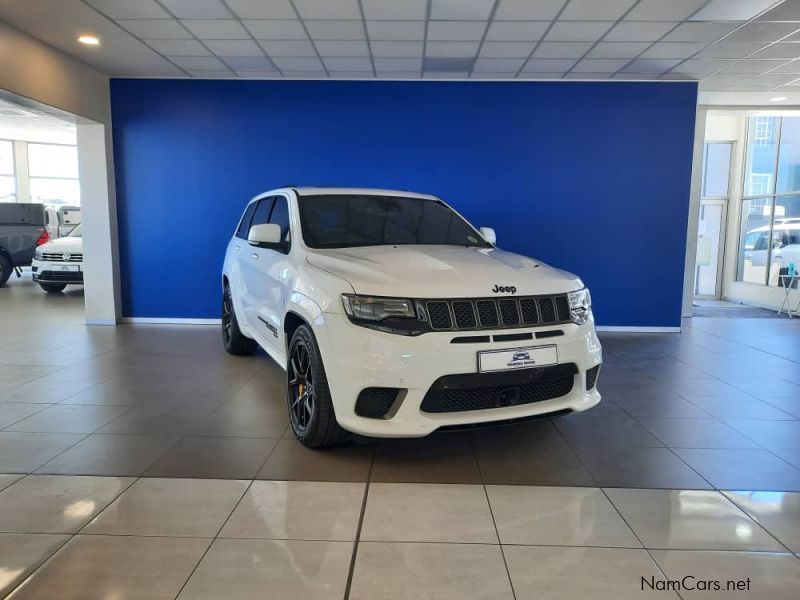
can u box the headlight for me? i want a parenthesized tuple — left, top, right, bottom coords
(33, 250, 43, 260)
(341, 294, 416, 321)
(568, 287, 592, 326)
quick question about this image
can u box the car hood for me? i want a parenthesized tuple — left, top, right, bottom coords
(306, 245, 582, 297)
(39, 237, 82, 254)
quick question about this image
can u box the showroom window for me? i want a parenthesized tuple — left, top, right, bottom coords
(738, 116, 800, 286)
(28, 142, 80, 205)
(0, 140, 15, 202)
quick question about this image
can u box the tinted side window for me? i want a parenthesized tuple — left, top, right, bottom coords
(269, 196, 291, 242)
(249, 197, 274, 231)
(236, 203, 257, 240)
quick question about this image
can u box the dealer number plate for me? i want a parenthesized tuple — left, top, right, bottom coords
(478, 345, 558, 373)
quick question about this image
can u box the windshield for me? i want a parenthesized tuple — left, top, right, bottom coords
(298, 194, 491, 249)
(68, 224, 82, 238)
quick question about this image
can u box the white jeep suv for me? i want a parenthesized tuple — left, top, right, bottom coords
(222, 188, 602, 447)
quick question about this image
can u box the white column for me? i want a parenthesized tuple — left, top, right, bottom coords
(12, 140, 30, 202)
(682, 107, 708, 319)
(77, 122, 121, 324)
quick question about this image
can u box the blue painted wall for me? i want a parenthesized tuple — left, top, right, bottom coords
(110, 79, 697, 326)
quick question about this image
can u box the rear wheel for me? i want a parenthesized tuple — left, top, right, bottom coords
(287, 324, 349, 448)
(40, 283, 67, 293)
(0, 254, 11, 287)
(221, 285, 257, 356)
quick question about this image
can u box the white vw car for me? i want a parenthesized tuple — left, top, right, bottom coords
(32, 224, 84, 293)
(222, 188, 602, 447)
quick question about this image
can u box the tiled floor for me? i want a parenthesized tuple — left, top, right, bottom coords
(1, 274, 800, 597)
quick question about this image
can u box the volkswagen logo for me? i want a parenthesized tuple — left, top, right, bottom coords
(62, 253, 71, 261)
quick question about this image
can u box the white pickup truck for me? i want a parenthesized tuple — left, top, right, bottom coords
(222, 188, 602, 447)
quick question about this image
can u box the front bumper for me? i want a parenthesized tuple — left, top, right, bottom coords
(314, 313, 602, 437)
(31, 260, 84, 285)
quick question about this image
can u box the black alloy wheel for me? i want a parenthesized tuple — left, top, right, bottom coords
(288, 340, 315, 434)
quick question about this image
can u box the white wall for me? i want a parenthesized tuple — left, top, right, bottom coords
(0, 22, 120, 324)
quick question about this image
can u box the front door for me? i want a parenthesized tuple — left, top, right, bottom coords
(694, 142, 733, 299)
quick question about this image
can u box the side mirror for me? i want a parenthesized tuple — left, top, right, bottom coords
(479, 227, 497, 245)
(248, 223, 282, 247)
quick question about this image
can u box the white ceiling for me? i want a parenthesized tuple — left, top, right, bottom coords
(5, 1, 800, 92)
(0, 99, 77, 144)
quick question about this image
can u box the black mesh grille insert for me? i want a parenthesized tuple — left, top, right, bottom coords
(498, 299, 519, 326)
(586, 365, 601, 391)
(539, 297, 556, 323)
(519, 298, 539, 325)
(355, 387, 401, 418)
(421, 364, 577, 414)
(555, 295, 570, 322)
(452, 301, 476, 329)
(426, 301, 452, 329)
(476, 300, 499, 327)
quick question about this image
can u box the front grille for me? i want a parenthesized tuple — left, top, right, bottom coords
(421, 363, 577, 413)
(586, 365, 601, 391)
(355, 387, 402, 418)
(41, 253, 83, 262)
(421, 294, 570, 331)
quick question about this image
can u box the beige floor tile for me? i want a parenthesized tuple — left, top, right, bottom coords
(7, 534, 210, 600)
(487, 485, 641, 547)
(360, 483, 497, 543)
(651, 550, 800, 599)
(723, 491, 800, 553)
(504, 545, 677, 600)
(0, 533, 69, 597)
(605, 488, 785, 551)
(83, 477, 248, 537)
(0, 473, 23, 492)
(350, 542, 514, 600)
(0, 475, 133, 533)
(219, 480, 364, 541)
(177, 538, 351, 599)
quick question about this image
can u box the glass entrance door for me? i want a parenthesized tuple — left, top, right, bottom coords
(694, 142, 732, 299)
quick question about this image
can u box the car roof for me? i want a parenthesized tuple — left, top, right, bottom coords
(263, 187, 439, 201)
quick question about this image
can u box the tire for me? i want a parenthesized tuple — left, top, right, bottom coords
(0, 254, 11, 287)
(287, 324, 349, 448)
(40, 283, 67, 293)
(221, 285, 257, 356)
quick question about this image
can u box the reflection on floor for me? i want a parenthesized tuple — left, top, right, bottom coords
(1, 274, 800, 597)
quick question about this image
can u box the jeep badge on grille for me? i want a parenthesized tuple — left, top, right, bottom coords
(492, 285, 516, 293)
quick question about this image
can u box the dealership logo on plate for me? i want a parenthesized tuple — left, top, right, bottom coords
(507, 351, 536, 368)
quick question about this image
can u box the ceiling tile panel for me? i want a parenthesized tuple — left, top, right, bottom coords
(718, 59, 788, 72)
(258, 40, 317, 56)
(323, 57, 373, 70)
(226, 0, 297, 19)
(725, 21, 800, 42)
(522, 58, 577, 72)
(560, 0, 637, 21)
(169, 55, 228, 70)
(204, 40, 263, 56)
(572, 58, 630, 72)
(426, 41, 481, 57)
(621, 58, 683, 73)
(223, 56, 276, 69)
(315, 40, 370, 56)
(427, 21, 488, 40)
(362, 0, 428, 20)
(431, 0, 495, 21)
(244, 20, 307, 39)
(145, 39, 211, 56)
(485, 21, 550, 41)
(625, 0, 707, 21)
(305, 20, 365, 40)
(271, 56, 325, 71)
(695, 42, 767, 58)
(473, 57, 527, 72)
(663, 22, 741, 42)
(159, 0, 231, 19)
(375, 57, 424, 70)
(750, 42, 800, 58)
(480, 42, 537, 58)
(533, 41, 595, 58)
(495, 0, 568, 20)
(587, 41, 651, 58)
(370, 41, 424, 57)
(293, 0, 361, 20)
(692, 0, 781, 22)
(640, 42, 709, 58)
(545, 21, 614, 41)
(181, 19, 249, 39)
(605, 21, 677, 41)
(117, 19, 192, 40)
(366, 21, 426, 40)
(757, 1, 800, 21)
(85, 0, 170, 19)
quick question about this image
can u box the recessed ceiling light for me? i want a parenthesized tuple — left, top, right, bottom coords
(78, 35, 100, 46)
(771, 96, 788, 102)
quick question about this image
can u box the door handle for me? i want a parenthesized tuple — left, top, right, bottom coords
(234, 245, 241, 252)
(251, 253, 260, 260)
